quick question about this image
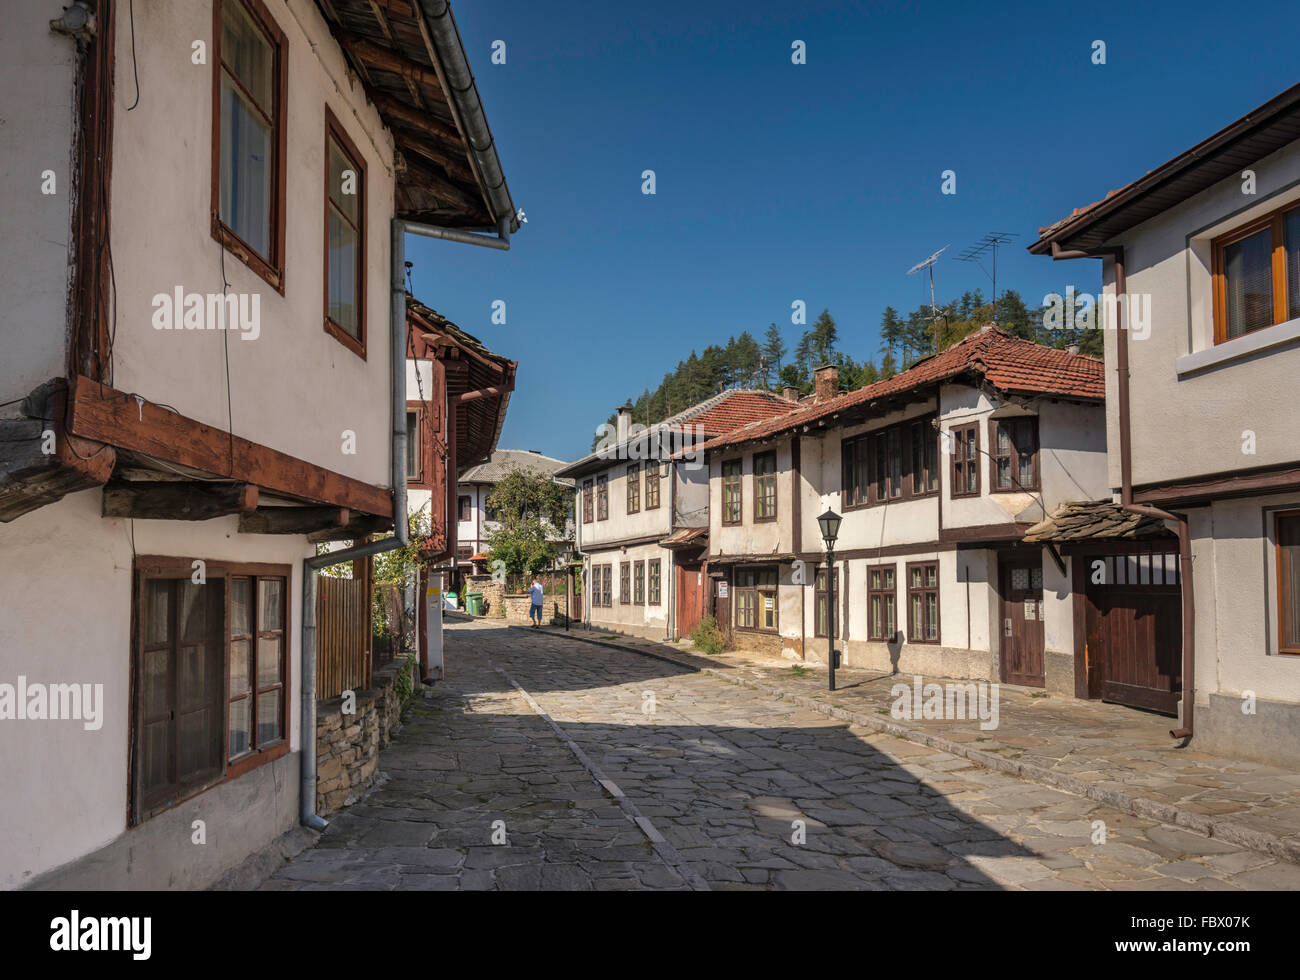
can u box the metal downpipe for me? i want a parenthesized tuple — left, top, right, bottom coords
(298, 220, 411, 830)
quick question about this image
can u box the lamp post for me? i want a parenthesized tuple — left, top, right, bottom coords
(817, 508, 842, 691)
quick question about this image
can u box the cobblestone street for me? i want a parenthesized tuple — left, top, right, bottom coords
(267, 621, 1300, 891)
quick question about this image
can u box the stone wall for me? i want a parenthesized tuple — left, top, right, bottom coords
(464, 574, 504, 616)
(315, 657, 410, 816)
(503, 592, 576, 625)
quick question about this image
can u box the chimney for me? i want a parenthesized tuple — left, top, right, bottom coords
(813, 364, 839, 404)
(616, 401, 633, 443)
(1066, 343, 1080, 355)
(782, 384, 800, 402)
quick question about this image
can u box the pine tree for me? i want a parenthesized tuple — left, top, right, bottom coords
(879, 306, 904, 363)
(762, 323, 786, 387)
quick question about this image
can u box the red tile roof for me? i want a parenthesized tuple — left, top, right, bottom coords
(696, 326, 1103, 453)
(691, 391, 799, 435)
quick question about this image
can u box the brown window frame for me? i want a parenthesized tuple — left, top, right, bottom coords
(1211, 201, 1300, 345)
(323, 107, 367, 358)
(591, 564, 613, 608)
(950, 422, 980, 497)
(648, 558, 662, 605)
(645, 461, 661, 510)
(210, 0, 288, 293)
(582, 479, 594, 524)
(404, 405, 423, 484)
(910, 419, 940, 497)
(226, 572, 288, 778)
(596, 474, 609, 521)
(734, 566, 778, 633)
(843, 416, 939, 510)
(867, 563, 897, 641)
(130, 557, 291, 825)
(1277, 511, 1300, 656)
(634, 561, 646, 604)
(626, 463, 641, 514)
(905, 560, 940, 645)
(753, 450, 778, 522)
(620, 562, 631, 605)
(988, 417, 1040, 493)
(813, 566, 839, 638)
(842, 433, 871, 508)
(721, 459, 743, 525)
(457, 495, 472, 522)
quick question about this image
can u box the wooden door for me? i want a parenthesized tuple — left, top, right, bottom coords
(1084, 549, 1181, 715)
(713, 575, 732, 645)
(999, 557, 1046, 687)
(676, 561, 704, 639)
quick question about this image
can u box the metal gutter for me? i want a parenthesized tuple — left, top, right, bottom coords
(414, 0, 519, 234)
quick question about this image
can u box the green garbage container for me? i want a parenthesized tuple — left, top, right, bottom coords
(465, 592, 483, 616)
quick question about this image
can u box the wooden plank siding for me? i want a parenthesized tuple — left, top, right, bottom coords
(316, 575, 370, 699)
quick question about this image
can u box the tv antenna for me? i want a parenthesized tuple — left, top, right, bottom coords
(956, 232, 1019, 315)
(907, 245, 948, 353)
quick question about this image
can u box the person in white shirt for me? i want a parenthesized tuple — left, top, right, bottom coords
(529, 578, 544, 627)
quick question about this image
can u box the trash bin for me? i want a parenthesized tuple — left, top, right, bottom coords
(445, 591, 459, 611)
(465, 592, 483, 616)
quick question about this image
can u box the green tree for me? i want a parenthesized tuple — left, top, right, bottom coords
(879, 306, 904, 364)
(995, 289, 1035, 341)
(762, 323, 786, 387)
(485, 468, 571, 579)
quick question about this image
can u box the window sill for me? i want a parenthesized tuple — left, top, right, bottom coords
(226, 740, 290, 780)
(212, 219, 284, 295)
(325, 318, 367, 360)
(1177, 316, 1300, 376)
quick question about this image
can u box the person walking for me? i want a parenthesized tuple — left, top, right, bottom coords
(529, 577, 544, 627)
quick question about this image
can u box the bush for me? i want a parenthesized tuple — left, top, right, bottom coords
(394, 653, 416, 707)
(690, 615, 727, 655)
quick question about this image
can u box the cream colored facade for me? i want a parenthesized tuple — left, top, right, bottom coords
(0, 0, 409, 888)
(706, 380, 1107, 690)
(1088, 137, 1300, 764)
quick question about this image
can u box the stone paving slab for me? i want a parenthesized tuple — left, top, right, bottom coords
(268, 619, 1300, 890)
(549, 624, 1300, 865)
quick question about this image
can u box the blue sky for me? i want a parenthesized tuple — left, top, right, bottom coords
(407, 0, 1300, 461)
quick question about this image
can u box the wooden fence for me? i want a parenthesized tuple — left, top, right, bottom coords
(372, 579, 411, 666)
(316, 575, 369, 699)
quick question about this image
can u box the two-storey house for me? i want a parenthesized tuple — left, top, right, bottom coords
(453, 449, 575, 572)
(557, 391, 796, 640)
(698, 330, 1109, 694)
(0, 0, 518, 889)
(1030, 81, 1300, 766)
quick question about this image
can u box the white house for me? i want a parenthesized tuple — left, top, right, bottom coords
(453, 449, 575, 572)
(698, 330, 1111, 696)
(557, 390, 797, 640)
(0, 0, 518, 889)
(1030, 80, 1300, 766)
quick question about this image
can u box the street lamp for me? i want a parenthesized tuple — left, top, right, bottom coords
(817, 508, 842, 691)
